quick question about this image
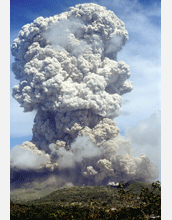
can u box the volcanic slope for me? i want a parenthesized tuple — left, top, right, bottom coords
(11, 180, 161, 219)
(11, 180, 160, 206)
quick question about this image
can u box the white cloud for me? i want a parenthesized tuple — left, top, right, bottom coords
(126, 111, 161, 149)
(57, 135, 102, 168)
(124, 111, 161, 180)
(10, 144, 48, 170)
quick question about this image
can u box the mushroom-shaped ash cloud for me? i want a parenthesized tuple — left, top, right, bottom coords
(11, 3, 132, 118)
(10, 3, 159, 188)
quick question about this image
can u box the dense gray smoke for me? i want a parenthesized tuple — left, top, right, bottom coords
(10, 3, 159, 188)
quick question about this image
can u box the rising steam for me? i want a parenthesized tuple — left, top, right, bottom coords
(10, 3, 159, 187)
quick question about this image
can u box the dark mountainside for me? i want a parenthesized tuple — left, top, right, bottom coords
(11, 180, 161, 219)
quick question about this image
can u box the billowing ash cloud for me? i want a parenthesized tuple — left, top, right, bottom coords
(11, 3, 132, 118)
(10, 3, 159, 188)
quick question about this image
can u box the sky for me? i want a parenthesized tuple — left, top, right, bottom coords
(10, 0, 161, 174)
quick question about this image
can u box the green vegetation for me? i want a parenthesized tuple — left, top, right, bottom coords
(11, 180, 161, 219)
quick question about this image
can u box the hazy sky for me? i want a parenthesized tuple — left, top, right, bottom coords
(10, 0, 161, 176)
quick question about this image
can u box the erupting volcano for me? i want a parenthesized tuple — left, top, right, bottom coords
(10, 3, 159, 188)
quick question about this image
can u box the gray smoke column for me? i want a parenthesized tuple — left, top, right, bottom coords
(10, 3, 158, 186)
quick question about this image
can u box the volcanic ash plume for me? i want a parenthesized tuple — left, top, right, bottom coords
(10, 3, 158, 187)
